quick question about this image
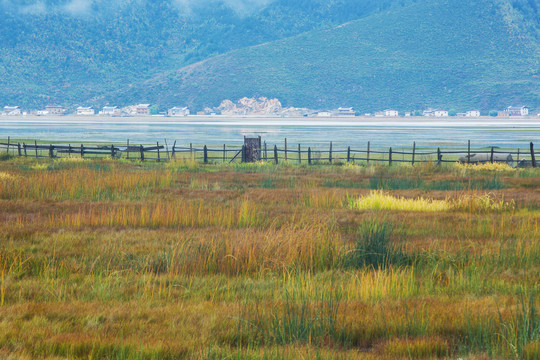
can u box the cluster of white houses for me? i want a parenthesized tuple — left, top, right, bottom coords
(0, 104, 534, 118)
(0, 104, 191, 117)
(319, 106, 530, 118)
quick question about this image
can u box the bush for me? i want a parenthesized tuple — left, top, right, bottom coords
(490, 110, 498, 117)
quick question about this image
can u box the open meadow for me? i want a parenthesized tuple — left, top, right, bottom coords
(0, 156, 538, 359)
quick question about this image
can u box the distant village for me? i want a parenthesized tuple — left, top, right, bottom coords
(0, 97, 536, 118)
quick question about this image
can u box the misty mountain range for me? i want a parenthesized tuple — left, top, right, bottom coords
(0, 0, 539, 111)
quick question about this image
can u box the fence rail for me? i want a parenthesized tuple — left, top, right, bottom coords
(0, 137, 538, 168)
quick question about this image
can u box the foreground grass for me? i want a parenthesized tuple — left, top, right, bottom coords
(0, 157, 539, 359)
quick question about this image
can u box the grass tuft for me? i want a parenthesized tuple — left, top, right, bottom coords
(343, 220, 409, 269)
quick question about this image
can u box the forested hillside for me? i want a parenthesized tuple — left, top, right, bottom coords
(0, 0, 402, 108)
(0, 0, 539, 111)
(105, 0, 540, 112)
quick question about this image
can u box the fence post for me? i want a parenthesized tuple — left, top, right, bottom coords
(223, 144, 226, 163)
(241, 145, 246, 163)
(490, 147, 494, 163)
(172, 141, 177, 159)
(531, 142, 537, 168)
(111, 144, 115, 159)
(274, 145, 278, 164)
(127, 139, 130, 160)
(81, 144, 84, 158)
(437, 148, 442, 165)
(517, 148, 520, 162)
(164, 139, 170, 160)
(23, 143, 27, 157)
(258, 136, 262, 161)
(157, 142, 160, 162)
(284, 138, 287, 161)
(298, 144, 301, 164)
(35, 141, 38, 158)
(389, 147, 392, 167)
(204, 145, 208, 164)
(6, 137, 10, 155)
(140, 145, 144, 161)
(264, 142, 267, 161)
(329, 142, 333, 163)
(412, 142, 416, 166)
(17, 143, 21, 157)
(367, 141, 370, 166)
(468, 140, 471, 164)
(49, 144, 53, 158)
(68, 144, 72, 158)
(347, 146, 351, 163)
(308, 147, 312, 165)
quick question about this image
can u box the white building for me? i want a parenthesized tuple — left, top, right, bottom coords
(3, 106, 21, 116)
(335, 107, 356, 116)
(137, 104, 151, 115)
(507, 106, 529, 116)
(434, 109, 449, 117)
(466, 110, 481, 117)
(168, 107, 190, 116)
(317, 112, 332, 117)
(384, 109, 399, 117)
(100, 106, 121, 116)
(76, 107, 95, 116)
(43, 105, 67, 115)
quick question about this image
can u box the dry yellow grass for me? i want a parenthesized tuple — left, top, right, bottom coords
(349, 190, 516, 213)
(454, 162, 516, 172)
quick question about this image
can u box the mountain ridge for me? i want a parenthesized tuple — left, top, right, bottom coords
(1, 0, 539, 111)
(100, 0, 540, 112)
(0, 0, 401, 108)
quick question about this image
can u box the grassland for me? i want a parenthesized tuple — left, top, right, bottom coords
(0, 156, 538, 359)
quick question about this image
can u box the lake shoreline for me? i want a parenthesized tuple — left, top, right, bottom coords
(1, 116, 538, 148)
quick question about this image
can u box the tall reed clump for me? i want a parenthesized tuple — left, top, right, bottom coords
(464, 293, 540, 359)
(49, 199, 265, 230)
(0, 168, 177, 201)
(235, 287, 347, 347)
(450, 193, 515, 213)
(343, 220, 409, 269)
(151, 224, 341, 276)
(498, 292, 540, 359)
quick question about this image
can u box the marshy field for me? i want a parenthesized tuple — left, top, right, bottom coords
(0, 156, 538, 359)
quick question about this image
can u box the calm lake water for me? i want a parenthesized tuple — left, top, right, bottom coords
(1, 116, 539, 150)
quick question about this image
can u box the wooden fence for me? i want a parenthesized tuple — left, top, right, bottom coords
(0, 137, 538, 167)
